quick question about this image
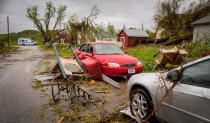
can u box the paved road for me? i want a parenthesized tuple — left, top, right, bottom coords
(0, 46, 49, 123)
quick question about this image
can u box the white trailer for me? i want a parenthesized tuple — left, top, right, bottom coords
(18, 38, 37, 45)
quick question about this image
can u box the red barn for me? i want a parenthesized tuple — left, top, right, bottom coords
(118, 28, 149, 47)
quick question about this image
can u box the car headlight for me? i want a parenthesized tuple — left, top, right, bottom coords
(137, 61, 142, 66)
(107, 63, 120, 67)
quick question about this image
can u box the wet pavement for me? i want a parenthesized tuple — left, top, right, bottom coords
(0, 46, 49, 123)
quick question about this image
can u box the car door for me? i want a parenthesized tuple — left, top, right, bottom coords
(157, 59, 210, 123)
(78, 44, 102, 79)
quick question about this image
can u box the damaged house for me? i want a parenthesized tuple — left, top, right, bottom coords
(191, 15, 210, 42)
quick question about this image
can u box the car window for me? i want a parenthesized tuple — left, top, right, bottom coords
(94, 44, 124, 55)
(86, 44, 93, 54)
(180, 60, 210, 88)
(79, 44, 88, 52)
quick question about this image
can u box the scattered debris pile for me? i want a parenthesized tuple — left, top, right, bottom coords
(155, 46, 188, 69)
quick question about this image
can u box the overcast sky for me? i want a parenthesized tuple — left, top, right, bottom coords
(0, 0, 191, 34)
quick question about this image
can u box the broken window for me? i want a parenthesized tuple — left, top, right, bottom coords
(79, 44, 88, 52)
(86, 44, 93, 54)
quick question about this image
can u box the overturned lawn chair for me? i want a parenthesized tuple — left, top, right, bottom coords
(155, 47, 188, 70)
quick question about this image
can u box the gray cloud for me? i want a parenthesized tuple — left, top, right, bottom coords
(0, 0, 191, 34)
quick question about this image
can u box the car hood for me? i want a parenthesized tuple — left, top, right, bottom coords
(95, 54, 139, 65)
(128, 72, 169, 92)
(128, 72, 162, 85)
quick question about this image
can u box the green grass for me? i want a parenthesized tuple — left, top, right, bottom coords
(124, 45, 159, 72)
(39, 43, 76, 57)
(32, 80, 42, 90)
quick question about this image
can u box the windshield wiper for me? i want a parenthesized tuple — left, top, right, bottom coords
(110, 53, 123, 54)
(98, 53, 108, 55)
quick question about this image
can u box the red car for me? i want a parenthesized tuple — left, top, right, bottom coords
(75, 42, 143, 79)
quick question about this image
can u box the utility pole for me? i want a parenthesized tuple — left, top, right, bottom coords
(7, 16, 10, 48)
(142, 23, 144, 30)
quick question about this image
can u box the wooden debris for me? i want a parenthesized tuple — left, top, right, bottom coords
(51, 60, 59, 72)
(155, 46, 188, 69)
(58, 116, 65, 123)
(155, 37, 169, 44)
(164, 38, 186, 46)
(51, 56, 82, 76)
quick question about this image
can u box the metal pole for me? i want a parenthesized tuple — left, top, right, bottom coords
(142, 23, 144, 30)
(52, 43, 67, 80)
(69, 46, 89, 79)
(7, 16, 9, 48)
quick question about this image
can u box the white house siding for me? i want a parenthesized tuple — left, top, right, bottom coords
(193, 25, 210, 42)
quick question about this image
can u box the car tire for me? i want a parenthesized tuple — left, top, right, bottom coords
(130, 88, 153, 120)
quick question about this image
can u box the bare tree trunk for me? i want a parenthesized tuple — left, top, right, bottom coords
(81, 21, 85, 43)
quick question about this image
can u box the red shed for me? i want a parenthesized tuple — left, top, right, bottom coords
(118, 28, 148, 47)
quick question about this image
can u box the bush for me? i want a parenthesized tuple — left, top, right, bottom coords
(185, 37, 210, 61)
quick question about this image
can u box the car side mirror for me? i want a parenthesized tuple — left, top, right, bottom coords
(124, 51, 127, 54)
(167, 70, 180, 82)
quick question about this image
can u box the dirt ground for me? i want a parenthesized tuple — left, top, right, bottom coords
(32, 47, 136, 122)
(38, 55, 136, 122)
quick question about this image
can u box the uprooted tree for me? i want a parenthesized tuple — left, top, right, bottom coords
(27, 1, 67, 43)
(154, 0, 210, 41)
(66, 5, 102, 44)
(107, 22, 116, 35)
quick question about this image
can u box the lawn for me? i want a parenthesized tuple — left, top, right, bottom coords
(123, 44, 160, 72)
(39, 43, 76, 56)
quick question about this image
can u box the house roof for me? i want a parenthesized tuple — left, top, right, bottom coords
(123, 29, 148, 37)
(191, 15, 210, 26)
(97, 32, 116, 38)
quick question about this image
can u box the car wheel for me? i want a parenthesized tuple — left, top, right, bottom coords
(130, 88, 153, 120)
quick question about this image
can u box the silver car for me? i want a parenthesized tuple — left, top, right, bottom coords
(127, 55, 210, 123)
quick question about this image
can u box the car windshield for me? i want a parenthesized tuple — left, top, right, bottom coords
(94, 44, 124, 55)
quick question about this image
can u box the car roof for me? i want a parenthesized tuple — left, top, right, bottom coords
(86, 42, 113, 45)
(180, 55, 210, 69)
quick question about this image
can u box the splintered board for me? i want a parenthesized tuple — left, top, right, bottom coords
(53, 57, 82, 76)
